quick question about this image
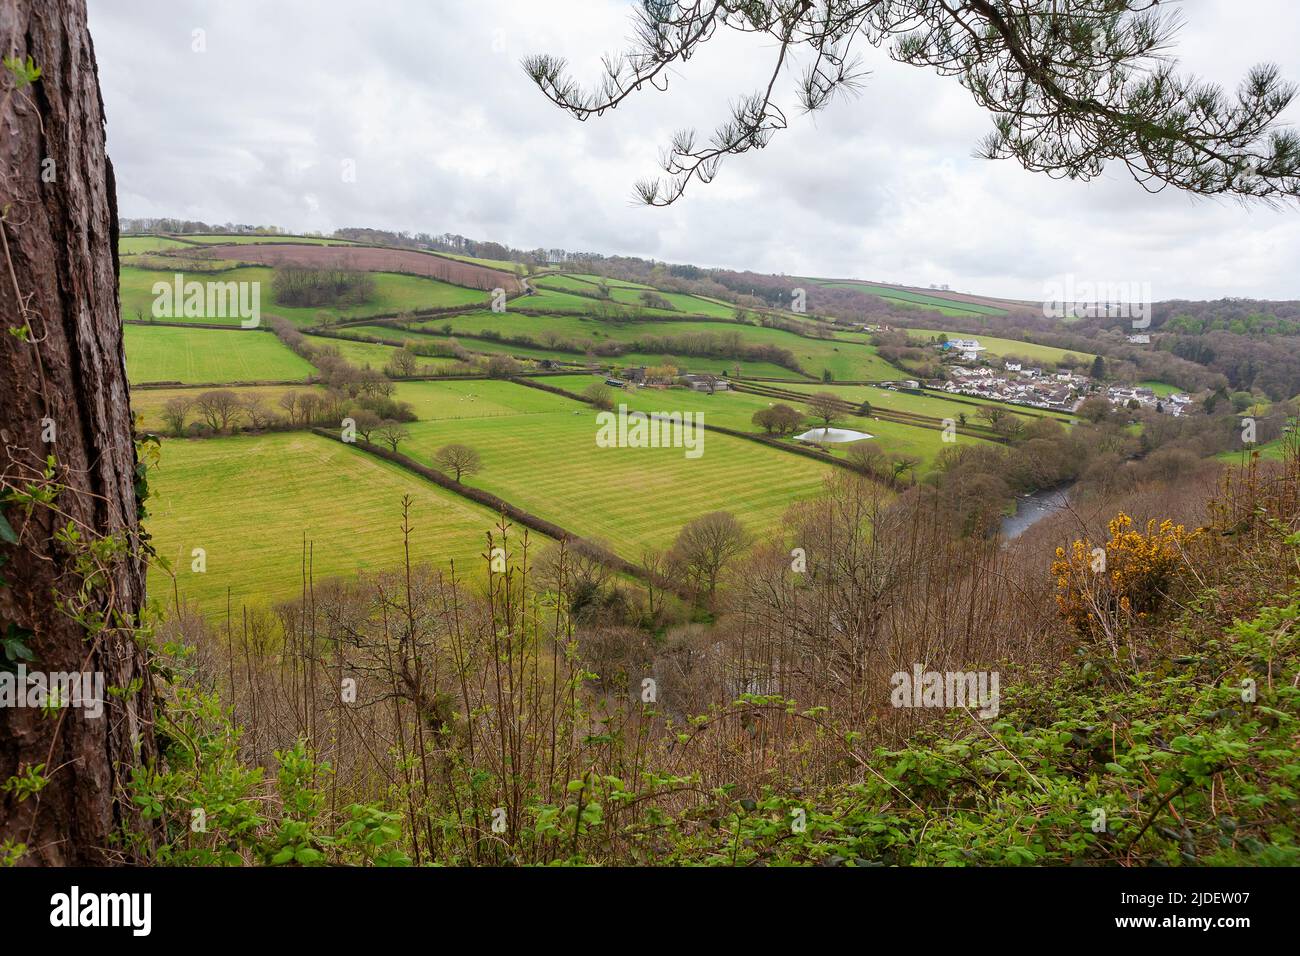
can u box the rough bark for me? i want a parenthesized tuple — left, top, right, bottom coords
(0, 0, 155, 864)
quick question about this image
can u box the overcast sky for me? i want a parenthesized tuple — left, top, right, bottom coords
(87, 0, 1300, 301)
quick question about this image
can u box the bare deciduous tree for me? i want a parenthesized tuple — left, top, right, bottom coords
(195, 389, 244, 432)
(278, 389, 302, 425)
(387, 347, 420, 378)
(376, 420, 411, 452)
(241, 395, 273, 430)
(805, 392, 843, 430)
(161, 396, 193, 436)
(351, 409, 382, 442)
(669, 511, 749, 601)
(434, 443, 482, 482)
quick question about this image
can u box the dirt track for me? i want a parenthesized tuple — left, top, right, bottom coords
(187, 243, 521, 293)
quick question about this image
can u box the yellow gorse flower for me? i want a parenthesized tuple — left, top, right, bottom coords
(1050, 512, 1198, 637)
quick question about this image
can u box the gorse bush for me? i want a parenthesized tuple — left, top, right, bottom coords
(1052, 513, 1200, 661)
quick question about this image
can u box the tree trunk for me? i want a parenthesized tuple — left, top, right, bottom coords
(0, 0, 155, 864)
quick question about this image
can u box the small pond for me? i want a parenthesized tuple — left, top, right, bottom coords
(795, 427, 874, 443)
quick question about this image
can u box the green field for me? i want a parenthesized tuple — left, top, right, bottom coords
(119, 265, 488, 326)
(533, 274, 614, 295)
(511, 288, 679, 317)
(440, 251, 524, 271)
(545, 273, 656, 291)
(1138, 381, 1181, 397)
(899, 328, 1095, 364)
(130, 384, 324, 431)
(533, 275, 735, 318)
(144, 432, 515, 611)
(304, 335, 404, 369)
(392, 380, 577, 420)
(385, 380, 831, 557)
(119, 236, 195, 254)
(123, 326, 316, 384)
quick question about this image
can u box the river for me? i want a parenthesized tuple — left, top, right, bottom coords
(1000, 484, 1074, 540)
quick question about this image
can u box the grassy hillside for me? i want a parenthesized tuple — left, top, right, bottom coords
(123, 326, 315, 384)
(813, 279, 1008, 317)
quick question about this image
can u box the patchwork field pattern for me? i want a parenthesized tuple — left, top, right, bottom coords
(541, 375, 995, 471)
(120, 266, 489, 326)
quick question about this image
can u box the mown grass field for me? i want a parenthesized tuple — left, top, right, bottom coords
(144, 432, 513, 611)
(392, 379, 576, 420)
(899, 328, 1096, 364)
(130, 384, 325, 431)
(396, 382, 833, 557)
(123, 326, 316, 384)
(119, 265, 488, 326)
(1138, 380, 1182, 397)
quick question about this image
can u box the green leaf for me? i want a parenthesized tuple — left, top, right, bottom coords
(0, 512, 16, 545)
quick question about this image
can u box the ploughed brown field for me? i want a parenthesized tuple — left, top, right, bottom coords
(186, 241, 522, 293)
